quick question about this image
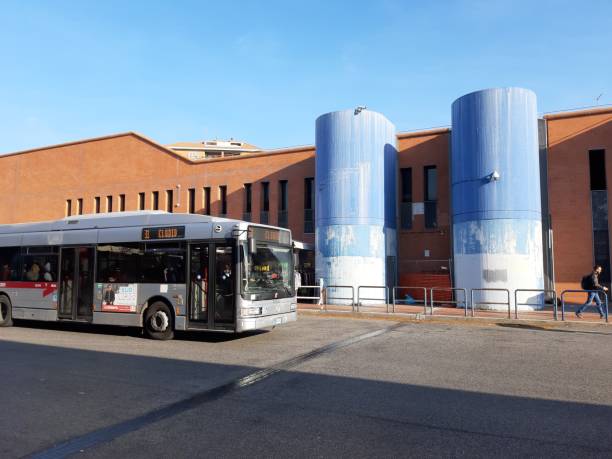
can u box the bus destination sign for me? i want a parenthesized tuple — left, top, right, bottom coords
(142, 226, 185, 240)
(249, 226, 290, 245)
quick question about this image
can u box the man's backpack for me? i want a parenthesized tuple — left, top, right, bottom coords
(581, 274, 593, 290)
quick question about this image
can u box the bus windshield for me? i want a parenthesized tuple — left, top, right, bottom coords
(241, 242, 294, 300)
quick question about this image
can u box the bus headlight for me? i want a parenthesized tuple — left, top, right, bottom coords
(241, 307, 262, 316)
(290, 303, 296, 311)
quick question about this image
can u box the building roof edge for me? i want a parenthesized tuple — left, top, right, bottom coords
(544, 106, 612, 121)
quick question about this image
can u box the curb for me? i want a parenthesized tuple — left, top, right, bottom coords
(297, 308, 611, 332)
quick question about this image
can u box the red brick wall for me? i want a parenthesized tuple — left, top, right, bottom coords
(546, 108, 612, 301)
(398, 273, 452, 301)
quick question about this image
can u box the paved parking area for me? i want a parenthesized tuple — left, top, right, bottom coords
(1, 316, 611, 458)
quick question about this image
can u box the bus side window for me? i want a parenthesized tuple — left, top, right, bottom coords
(0, 247, 20, 281)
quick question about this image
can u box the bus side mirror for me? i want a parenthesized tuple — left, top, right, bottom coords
(248, 238, 257, 254)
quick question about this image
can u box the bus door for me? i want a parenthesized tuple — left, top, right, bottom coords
(188, 244, 209, 325)
(212, 244, 235, 329)
(188, 243, 235, 329)
(58, 247, 95, 321)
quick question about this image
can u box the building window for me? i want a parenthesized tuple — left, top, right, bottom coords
(278, 180, 288, 228)
(244, 183, 252, 221)
(138, 192, 145, 210)
(304, 177, 315, 233)
(152, 191, 159, 210)
(261, 182, 269, 224)
(119, 194, 125, 212)
(188, 188, 195, 214)
(203, 187, 211, 215)
(65, 200, 72, 217)
(400, 168, 413, 229)
(106, 195, 113, 213)
(166, 189, 173, 213)
(424, 166, 437, 229)
(219, 186, 227, 216)
(94, 197, 101, 214)
(589, 149, 610, 284)
(77, 198, 83, 215)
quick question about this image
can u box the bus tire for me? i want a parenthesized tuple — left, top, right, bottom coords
(144, 301, 174, 340)
(0, 295, 13, 327)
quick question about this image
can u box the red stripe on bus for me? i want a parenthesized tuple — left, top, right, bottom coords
(0, 281, 58, 297)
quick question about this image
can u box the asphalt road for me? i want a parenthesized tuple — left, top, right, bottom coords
(1, 316, 611, 458)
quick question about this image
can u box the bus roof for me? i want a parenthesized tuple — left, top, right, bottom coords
(0, 211, 248, 235)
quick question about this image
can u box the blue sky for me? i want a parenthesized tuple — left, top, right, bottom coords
(1, 0, 610, 154)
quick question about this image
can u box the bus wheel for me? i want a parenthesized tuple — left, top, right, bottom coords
(0, 295, 13, 327)
(144, 302, 174, 340)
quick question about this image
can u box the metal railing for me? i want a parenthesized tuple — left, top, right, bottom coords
(470, 288, 510, 318)
(299, 283, 610, 324)
(324, 285, 355, 310)
(430, 287, 468, 316)
(356, 286, 389, 312)
(514, 289, 557, 320)
(297, 285, 322, 304)
(392, 286, 428, 314)
(560, 290, 609, 323)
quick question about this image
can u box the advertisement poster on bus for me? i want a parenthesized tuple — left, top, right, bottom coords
(101, 283, 138, 312)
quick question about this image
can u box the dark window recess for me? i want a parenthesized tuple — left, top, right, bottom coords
(304, 177, 315, 233)
(66, 200, 72, 217)
(589, 149, 607, 190)
(94, 197, 101, 214)
(96, 242, 186, 284)
(593, 230, 611, 284)
(588, 149, 610, 284)
(400, 168, 413, 229)
(77, 198, 83, 215)
(219, 186, 227, 215)
(166, 190, 173, 213)
(278, 180, 288, 228)
(424, 166, 437, 229)
(119, 194, 125, 212)
(188, 188, 195, 214)
(152, 191, 159, 210)
(244, 184, 252, 221)
(203, 187, 211, 215)
(106, 196, 113, 213)
(261, 182, 269, 224)
(592, 191, 609, 231)
(138, 192, 145, 211)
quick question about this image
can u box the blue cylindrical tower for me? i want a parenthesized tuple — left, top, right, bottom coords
(451, 88, 544, 310)
(315, 109, 397, 304)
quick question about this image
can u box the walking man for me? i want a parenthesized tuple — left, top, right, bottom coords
(576, 265, 608, 319)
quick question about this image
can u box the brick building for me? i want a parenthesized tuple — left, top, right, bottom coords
(0, 105, 611, 297)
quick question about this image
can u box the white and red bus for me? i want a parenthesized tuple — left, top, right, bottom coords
(0, 212, 297, 339)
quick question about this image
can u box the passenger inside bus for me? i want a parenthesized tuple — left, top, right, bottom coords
(26, 262, 41, 281)
(1, 263, 10, 281)
(42, 262, 54, 281)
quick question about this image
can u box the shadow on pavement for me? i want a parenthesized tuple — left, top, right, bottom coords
(497, 322, 611, 335)
(12, 318, 268, 343)
(1, 336, 611, 457)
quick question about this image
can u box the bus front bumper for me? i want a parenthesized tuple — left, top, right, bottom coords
(237, 311, 297, 332)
